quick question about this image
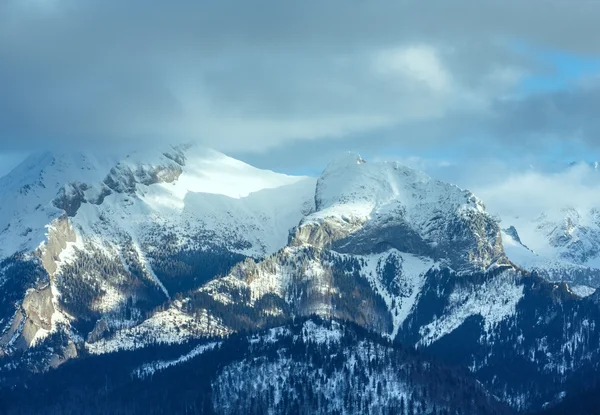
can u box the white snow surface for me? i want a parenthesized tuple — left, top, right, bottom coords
(568, 284, 596, 297)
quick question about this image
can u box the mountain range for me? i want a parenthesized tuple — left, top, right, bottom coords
(1, 144, 599, 414)
(495, 160, 600, 294)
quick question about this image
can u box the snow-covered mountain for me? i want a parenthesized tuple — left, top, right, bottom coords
(485, 161, 600, 294)
(88, 152, 510, 353)
(2, 147, 600, 413)
(499, 207, 600, 295)
(0, 145, 313, 259)
(0, 144, 314, 364)
(291, 153, 508, 273)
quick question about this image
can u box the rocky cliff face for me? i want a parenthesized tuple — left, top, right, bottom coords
(0, 216, 78, 367)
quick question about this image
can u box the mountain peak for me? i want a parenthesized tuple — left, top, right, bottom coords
(290, 154, 506, 272)
(323, 151, 367, 173)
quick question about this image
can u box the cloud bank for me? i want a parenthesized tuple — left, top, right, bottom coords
(0, 0, 599, 164)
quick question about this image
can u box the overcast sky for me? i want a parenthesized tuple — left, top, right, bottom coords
(1, 0, 600, 190)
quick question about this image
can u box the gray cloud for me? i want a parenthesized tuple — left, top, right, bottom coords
(1, 0, 600, 163)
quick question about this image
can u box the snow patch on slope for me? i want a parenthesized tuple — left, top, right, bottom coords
(568, 285, 596, 297)
(86, 305, 230, 355)
(248, 326, 292, 345)
(301, 320, 342, 345)
(202, 246, 336, 309)
(181, 178, 316, 257)
(357, 250, 434, 338)
(133, 341, 221, 379)
(418, 269, 524, 346)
